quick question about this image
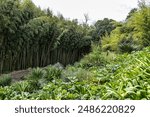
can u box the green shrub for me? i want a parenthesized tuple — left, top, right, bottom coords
(0, 75, 12, 87)
(26, 68, 45, 90)
(75, 69, 94, 82)
(12, 81, 31, 92)
(25, 66, 62, 90)
(101, 27, 121, 51)
(26, 68, 45, 81)
(77, 44, 107, 68)
(45, 65, 62, 81)
(0, 87, 6, 99)
(62, 66, 94, 83)
(118, 35, 141, 53)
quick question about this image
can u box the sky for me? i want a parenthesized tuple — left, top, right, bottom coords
(32, 0, 139, 24)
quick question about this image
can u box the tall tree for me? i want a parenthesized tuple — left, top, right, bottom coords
(93, 18, 116, 42)
(126, 8, 138, 20)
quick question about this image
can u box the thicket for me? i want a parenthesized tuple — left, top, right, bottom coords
(0, 46, 149, 100)
(0, 0, 122, 74)
(102, 1, 150, 53)
(0, 0, 93, 73)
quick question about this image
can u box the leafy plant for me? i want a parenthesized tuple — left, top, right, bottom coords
(0, 74, 12, 87)
(44, 66, 62, 81)
(77, 44, 107, 68)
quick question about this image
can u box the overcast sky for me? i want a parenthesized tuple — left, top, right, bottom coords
(32, 0, 139, 23)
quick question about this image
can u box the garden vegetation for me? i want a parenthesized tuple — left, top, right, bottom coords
(0, 0, 150, 100)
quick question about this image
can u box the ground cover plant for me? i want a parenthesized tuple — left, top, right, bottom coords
(0, 0, 150, 100)
(0, 46, 149, 100)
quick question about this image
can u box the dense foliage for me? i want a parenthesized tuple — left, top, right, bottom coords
(92, 18, 116, 42)
(102, 2, 150, 52)
(0, 46, 149, 100)
(0, 0, 92, 73)
(0, 0, 150, 100)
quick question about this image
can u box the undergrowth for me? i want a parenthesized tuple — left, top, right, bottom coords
(0, 46, 149, 100)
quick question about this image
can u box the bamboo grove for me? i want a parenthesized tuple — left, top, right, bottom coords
(0, 0, 92, 73)
(0, 0, 150, 74)
(0, 0, 150, 100)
